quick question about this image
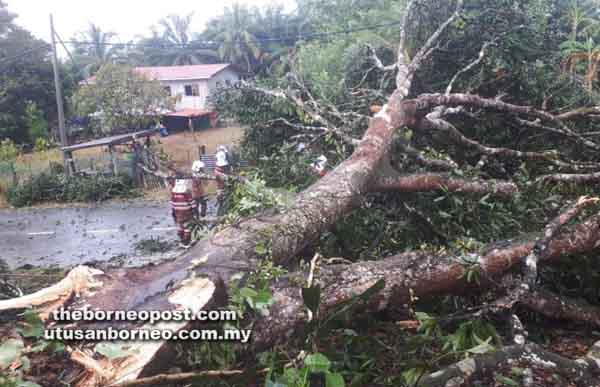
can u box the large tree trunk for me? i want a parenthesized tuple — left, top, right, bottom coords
(253, 212, 600, 349)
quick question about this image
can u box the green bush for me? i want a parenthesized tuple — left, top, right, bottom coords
(7, 170, 138, 207)
(0, 139, 18, 162)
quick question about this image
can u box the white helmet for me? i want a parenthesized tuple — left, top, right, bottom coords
(192, 160, 205, 173)
(215, 147, 229, 167)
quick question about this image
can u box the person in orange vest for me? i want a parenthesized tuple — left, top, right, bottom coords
(191, 160, 207, 218)
(170, 178, 196, 247)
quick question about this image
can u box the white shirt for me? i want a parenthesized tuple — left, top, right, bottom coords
(215, 150, 229, 167)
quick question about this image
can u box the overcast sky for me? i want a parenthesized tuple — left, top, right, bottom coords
(8, 0, 295, 43)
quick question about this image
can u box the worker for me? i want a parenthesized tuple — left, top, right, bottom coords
(191, 160, 207, 218)
(214, 145, 232, 216)
(215, 145, 231, 193)
(312, 155, 328, 177)
(170, 177, 196, 247)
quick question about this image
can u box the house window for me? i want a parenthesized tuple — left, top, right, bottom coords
(184, 84, 200, 97)
(225, 80, 232, 87)
(164, 86, 171, 96)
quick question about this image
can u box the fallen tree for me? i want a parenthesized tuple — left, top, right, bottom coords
(2, 1, 600, 386)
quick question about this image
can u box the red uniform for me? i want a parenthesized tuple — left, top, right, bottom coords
(214, 165, 231, 190)
(171, 180, 196, 245)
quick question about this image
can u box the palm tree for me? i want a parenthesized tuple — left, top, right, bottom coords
(565, 0, 598, 40)
(72, 23, 121, 77)
(204, 4, 262, 73)
(156, 13, 218, 65)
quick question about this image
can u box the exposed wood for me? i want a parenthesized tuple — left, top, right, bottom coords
(0, 266, 104, 320)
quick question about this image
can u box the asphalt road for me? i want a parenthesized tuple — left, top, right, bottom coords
(0, 200, 208, 269)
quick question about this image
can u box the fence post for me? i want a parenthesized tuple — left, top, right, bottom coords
(109, 145, 118, 176)
(132, 146, 141, 186)
(11, 162, 17, 186)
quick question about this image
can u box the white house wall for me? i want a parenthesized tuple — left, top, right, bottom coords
(162, 68, 240, 111)
(163, 79, 209, 110)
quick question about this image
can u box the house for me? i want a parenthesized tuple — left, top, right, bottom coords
(134, 63, 240, 111)
(82, 63, 240, 130)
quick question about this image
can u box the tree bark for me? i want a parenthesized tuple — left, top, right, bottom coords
(416, 342, 600, 387)
(253, 212, 600, 350)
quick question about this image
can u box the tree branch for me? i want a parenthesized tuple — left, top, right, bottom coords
(523, 196, 599, 288)
(254, 211, 600, 350)
(417, 342, 600, 387)
(370, 171, 518, 197)
(110, 368, 268, 387)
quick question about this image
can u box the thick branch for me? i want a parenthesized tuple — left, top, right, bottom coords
(254, 212, 600, 349)
(417, 342, 600, 387)
(524, 196, 599, 287)
(111, 368, 268, 387)
(557, 106, 600, 120)
(371, 172, 518, 197)
(519, 289, 600, 328)
(538, 171, 600, 184)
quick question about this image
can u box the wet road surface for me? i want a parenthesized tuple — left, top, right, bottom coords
(0, 200, 210, 269)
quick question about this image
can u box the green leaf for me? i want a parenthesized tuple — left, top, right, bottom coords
(30, 341, 50, 353)
(467, 336, 494, 354)
(254, 242, 268, 255)
(326, 372, 345, 387)
(95, 343, 132, 360)
(18, 381, 42, 387)
(304, 353, 331, 372)
(495, 375, 520, 386)
(302, 286, 321, 316)
(239, 287, 258, 299)
(402, 368, 426, 386)
(18, 309, 44, 338)
(0, 338, 24, 368)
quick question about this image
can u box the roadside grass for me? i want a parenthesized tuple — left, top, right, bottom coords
(0, 126, 244, 208)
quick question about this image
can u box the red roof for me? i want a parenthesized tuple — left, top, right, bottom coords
(81, 64, 232, 85)
(136, 64, 231, 81)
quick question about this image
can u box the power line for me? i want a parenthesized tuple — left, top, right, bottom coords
(0, 19, 404, 70)
(54, 29, 91, 86)
(62, 20, 405, 49)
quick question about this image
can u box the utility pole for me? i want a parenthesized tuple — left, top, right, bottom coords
(50, 14, 70, 175)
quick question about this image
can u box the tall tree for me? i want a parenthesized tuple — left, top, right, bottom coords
(72, 23, 121, 77)
(0, 1, 59, 143)
(72, 64, 175, 134)
(130, 15, 218, 66)
(204, 4, 262, 73)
